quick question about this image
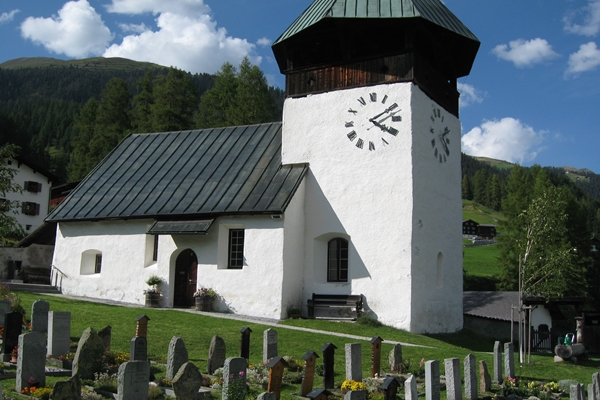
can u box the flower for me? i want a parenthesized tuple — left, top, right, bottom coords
(193, 287, 217, 300)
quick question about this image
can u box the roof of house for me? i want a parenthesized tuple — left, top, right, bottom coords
(13, 155, 61, 184)
(46, 122, 308, 222)
(464, 291, 519, 322)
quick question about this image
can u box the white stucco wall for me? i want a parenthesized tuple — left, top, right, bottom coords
(282, 82, 462, 333)
(3, 158, 53, 233)
(531, 305, 553, 329)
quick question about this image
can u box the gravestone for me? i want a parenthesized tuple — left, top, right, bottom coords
(2, 311, 23, 360)
(479, 360, 491, 393)
(345, 343, 362, 382)
(589, 384, 596, 400)
(425, 360, 440, 400)
(464, 354, 477, 400)
(389, 343, 402, 373)
(240, 327, 252, 360)
(263, 328, 278, 363)
(117, 361, 150, 400)
(223, 357, 247, 400)
(381, 376, 400, 400)
(208, 335, 227, 374)
(136, 315, 150, 338)
(0, 299, 11, 322)
(131, 336, 148, 361)
(405, 374, 418, 400)
(50, 374, 82, 400)
(503, 342, 515, 379)
(492, 341, 502, 384)
(267, 356, 286, 400)
(570, 383, 585, 400)
(98, 325, 112, 352)
(344, 390, 367, 400)
(321, 343, 337, 389)
(72, 327, 105, 380)
(370, 336, 383, 377)
(307, 388, 331, 400)
(445, 358, 461, 400)
(47, 311, 71, 357)
(593, 373, 600, 400)
(16, 331, 46, 392)
(166, 336, 189, 380)
(301, 351, 319, 396)
(31, 299, 50, 333)
(173, 362, 202, 400)
(258, 392, 277, 400)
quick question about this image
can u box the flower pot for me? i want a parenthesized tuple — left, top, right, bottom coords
(145, 292, 161, 308)
(195, 297, 211, 311)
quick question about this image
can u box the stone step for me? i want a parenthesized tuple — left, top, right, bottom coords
(3, 282, 61, 294)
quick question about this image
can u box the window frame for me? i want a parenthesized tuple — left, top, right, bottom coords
(327, 238, 349, 282)
(228, 229, 245, 269)
(94, 254, 102, 274)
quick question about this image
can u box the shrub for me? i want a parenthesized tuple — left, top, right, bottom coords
(31, 387, 52, 399)
(356, 315, 383, 327)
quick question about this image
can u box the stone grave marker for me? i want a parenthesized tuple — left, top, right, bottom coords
(258, 392, 277, 400)
(240, 327, 252, 360)
(223, 357, 247, 400)
(405, 374, 418, 400)
(570, 383, 584, 400)
(2, 311, 23, 361)
(345, 343, 362, 382)
(136, 315, 150, 338)
(493, 341, 502, 384)
(464, 354, 477, 400)
(166, 336, 189, 380)
(72, 327, 105, 379)
(208, 335, 227, 374)
(98, 325, 112, 352)
(370, 336, 383, 377)
(131, 336, 148, 361)
(16, 331, 46, 392)
(425, 360, 440, 400)
(173, 362, 202, 400)
(479, 360, 491, 393)
(445, 358, 461, 400)
(263, 328, 278, 363)
(504, 342, 515, 379)
(31, 299, 50, 333)
(344, 390, 367, 400)
(0, 299, 11, 322)
(47, 311, 71, 357)
(589, 384, 596, 400)
(593, 372, 600, 400)
(307, 388, 331, 400)
(117, 360, 150, 400)
(381, 376, 400, 400)
(389, 343, 402, 373)
(301, 351, 319, 396)
(321, 343, 337, 389)
(267, 356, 286, 400)
(50, 374, 82, 400)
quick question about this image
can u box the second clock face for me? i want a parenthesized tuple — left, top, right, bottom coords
(343, 91, 402, 151)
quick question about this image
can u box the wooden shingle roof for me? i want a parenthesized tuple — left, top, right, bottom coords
(47, 123, 307, 222)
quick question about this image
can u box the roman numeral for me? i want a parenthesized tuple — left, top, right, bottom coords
(348, 108, 357, 115)
(392, 115, 402, 122)
(388, 127, 398, 136)
(345, 121, 354, 128)
(347, 131, 357, 141)
(370, 93, 377, 102)
(357, 97, 366, 106)
(431, 139, 436, 148)
(381, 95, 388, 104)
(369, 141, 375, 151)
(356, 139, 364, 149)
(381, 138, 389, 146)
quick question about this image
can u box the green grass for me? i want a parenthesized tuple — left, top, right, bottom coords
(4, 292, 600, 399)
(463, 200, 506, 225)
(463, 244, 501, 277)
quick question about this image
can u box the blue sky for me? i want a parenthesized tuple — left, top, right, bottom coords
(1, 0, 599, 173)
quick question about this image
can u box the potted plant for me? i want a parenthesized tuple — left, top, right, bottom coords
(193, 287, 217, 311)
(287, 305, 302, 319)
(144, 275, 164, 308)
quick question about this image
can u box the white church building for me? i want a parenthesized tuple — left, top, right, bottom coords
(47, 0, 479, 333)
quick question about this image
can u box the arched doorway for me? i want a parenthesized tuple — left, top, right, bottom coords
(173, 249, 198, 308)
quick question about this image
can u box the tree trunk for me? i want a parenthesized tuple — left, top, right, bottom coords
(554, 343, 585, 359)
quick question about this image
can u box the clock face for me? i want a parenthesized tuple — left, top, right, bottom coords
(429, 106, 451, 163)
(343, 91, 402, 151)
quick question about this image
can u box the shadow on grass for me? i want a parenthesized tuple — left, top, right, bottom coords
(464, 274, 500, 291)
(425, 328, 498, 353)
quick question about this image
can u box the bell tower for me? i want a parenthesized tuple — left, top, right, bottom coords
(273, 0, 479, 333)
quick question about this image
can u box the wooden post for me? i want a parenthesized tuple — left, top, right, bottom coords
(371, 336, 384, 377)
(267, 356, 287, 400)
(301, 351, 319, 396)
(135, 315, 150, 338)
(240, 327, 252, 360)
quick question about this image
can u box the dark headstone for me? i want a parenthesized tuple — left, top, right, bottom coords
(345, 390, 367, 400)
(389, 344, 402, 373)
(2, 311, 23, 359)
(258, 392, 277, 400)
(48, 311, 71, 357)
(263, 328, 278, 363)
(240, 327, 252, 360)
(321, 343, 337, 389)
(117, 361, 150, 400)
(382, 376, 400, 400)
(307, 388, 332, 400)
(208, 335, 226, 374)
(16, 331, 46, 392)
(223, 357, 247, 400)
(72, 327, 105, 380)
(166, 336, 189, 380)
(173, 362, 202, 400)
(98, 325, 112, 352)
(50, 374, 82, 400)
(131, 336, 148, 361)
(31, 299, 50, 333)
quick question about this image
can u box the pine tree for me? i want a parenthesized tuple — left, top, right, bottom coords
(67, 99, 99, 181)
(151, 68, 199, 132)
(131, 69, 156, 133)
(196, 62, 238, 128)
(0, 144, 24, 242)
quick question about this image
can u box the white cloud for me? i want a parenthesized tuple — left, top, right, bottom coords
(0, 9, 20, 24)
(256, 37, 272, 47)
(564, 0, 600, 36)
(20, 0, 113, 58)
(457, 83, 484, 108)
(566, 41, 600, 76)
(461, 118, 545, 164)
(119, 22, 149, 34)
(103, 4, 259, 74)
(492, 38, 560, 68)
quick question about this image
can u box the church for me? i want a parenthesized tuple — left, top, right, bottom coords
(47, 0, 479, 333)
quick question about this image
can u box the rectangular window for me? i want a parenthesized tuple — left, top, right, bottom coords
(24, 181, 42, 193)
(22, 202, 40, 216)
(152, 235, 159, 262)
(228, 229, 245, 269)
(328, 238, 349, 282)
(94, 254, 102, 274)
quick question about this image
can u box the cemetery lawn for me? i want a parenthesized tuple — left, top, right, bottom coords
(9, 292, 600, 399)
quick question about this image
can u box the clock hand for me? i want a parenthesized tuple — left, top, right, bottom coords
(438, 133, 450, 155)
(369, 103, 399, 122)
(368, 109, 401, 130)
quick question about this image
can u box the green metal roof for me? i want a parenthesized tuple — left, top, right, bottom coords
(273, 0, 478, 45)
(46, 123, 308, 222)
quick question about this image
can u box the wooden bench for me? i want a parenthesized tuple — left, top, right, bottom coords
(307, 293, 363, 320)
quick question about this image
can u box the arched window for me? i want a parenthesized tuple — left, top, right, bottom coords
(327, 238, 348, 282)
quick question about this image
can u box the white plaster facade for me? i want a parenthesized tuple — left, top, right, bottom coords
(3, 157, 54, 234)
